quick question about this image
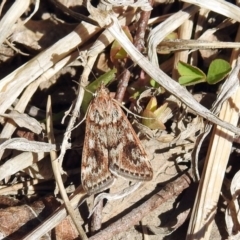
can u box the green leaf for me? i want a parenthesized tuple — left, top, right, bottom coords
(81, 69, 117, 113)
(178, 61, 206, 86)
(206, 59, 231, 84)
(179, 76, 206, 86)
(150, 78, 160, 88)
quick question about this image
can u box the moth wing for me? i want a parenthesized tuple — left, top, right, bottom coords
(108, 103, 153, 181)
(81, 104, 115, 194)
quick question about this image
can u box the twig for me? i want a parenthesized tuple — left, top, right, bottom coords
(89, 174, 191, 240)
(5, 39, 29, 56)
(115, 3, 153, 102)
(46, 96, 87, 239)
(158, 39, 240, 52)
(91, 201, 103, 233)
(22, 186, 87, 239)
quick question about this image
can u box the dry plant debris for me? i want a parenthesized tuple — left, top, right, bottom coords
(0, 0, 240, 239)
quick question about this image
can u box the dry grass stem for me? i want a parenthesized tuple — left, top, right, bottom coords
(1, 1, 240, 239)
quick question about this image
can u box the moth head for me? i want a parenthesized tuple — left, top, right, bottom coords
(95, 82, 110, 96)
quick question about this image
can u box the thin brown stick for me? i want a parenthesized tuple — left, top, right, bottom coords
(89, 174, 191, 240)
(91, 200, 103, 234)
(91, 4, 154, 233)
(115, 2, 153, 102)
(46, 96, 87, 239)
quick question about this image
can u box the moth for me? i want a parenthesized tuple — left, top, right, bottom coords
(81, 84, 153, 194)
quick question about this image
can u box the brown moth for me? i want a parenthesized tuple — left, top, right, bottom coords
(81, 84, 153, 194)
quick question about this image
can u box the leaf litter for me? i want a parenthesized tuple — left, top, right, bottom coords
(0, 1, 240, 239)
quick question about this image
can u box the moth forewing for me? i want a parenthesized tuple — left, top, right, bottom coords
(81, 84, 153, 194)
(81, 88, 115, 194)
(108, 102, 153, 180)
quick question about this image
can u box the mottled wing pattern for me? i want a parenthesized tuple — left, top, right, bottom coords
(107, 101, 153, 181)
(81, 84, 153, 194)
(81, 87, 115, 194)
